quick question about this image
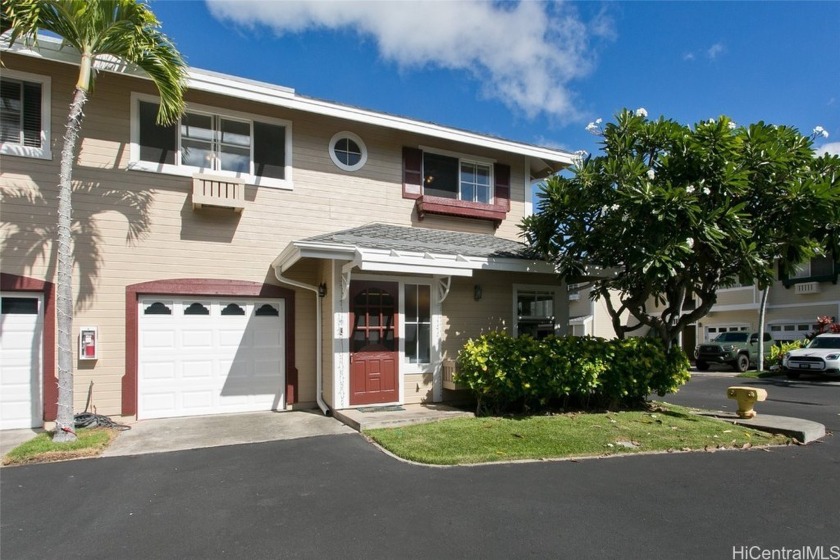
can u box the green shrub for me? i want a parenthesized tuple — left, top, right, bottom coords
(455, 332, 690, 415)
(770, 339, 806, 367)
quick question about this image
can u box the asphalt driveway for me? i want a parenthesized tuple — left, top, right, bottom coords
(2, 377, 838, 560)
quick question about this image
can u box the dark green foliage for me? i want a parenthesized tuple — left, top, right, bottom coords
(456, 331, 690, 415)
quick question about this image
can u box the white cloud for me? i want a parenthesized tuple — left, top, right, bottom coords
(205, 0, 609, 121)
(706, 42, 725, 60)
(683, 42, 726, 62)
(816, 142, 840, 156)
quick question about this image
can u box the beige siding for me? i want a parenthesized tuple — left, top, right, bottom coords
(714, 287, 760, 308)
(1, 53, 550, 416)
(404, 372, 434, 404)
(768, 281, 840, 308)
(440, 271, 564, 360)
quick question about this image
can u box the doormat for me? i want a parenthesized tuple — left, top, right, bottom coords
(357, 405, 405, 413)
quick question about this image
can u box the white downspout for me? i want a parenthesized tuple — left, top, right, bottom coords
(274, 270, 330, 416)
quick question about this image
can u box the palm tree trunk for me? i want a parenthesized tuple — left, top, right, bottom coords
(52, 87, 88, 443)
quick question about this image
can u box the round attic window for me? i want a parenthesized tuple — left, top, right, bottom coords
(329, 132, 367, 172)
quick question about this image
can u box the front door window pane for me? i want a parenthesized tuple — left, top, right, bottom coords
(405, 284, 431, 364)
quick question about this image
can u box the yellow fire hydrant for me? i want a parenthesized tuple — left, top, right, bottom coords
(727, 386, 768, 419)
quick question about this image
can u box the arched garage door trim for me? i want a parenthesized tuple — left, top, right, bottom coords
(123, 279, 297, 417)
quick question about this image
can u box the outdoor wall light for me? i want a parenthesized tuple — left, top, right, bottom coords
(474, 284, 482, 301)
(318, 283, 327, 298)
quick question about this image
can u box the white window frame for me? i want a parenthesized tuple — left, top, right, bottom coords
(329, 131, 367, 172)
(718, 282, 754, 292)
(512, 284, 561, 338)
(704, 324, 749, 342)
(0, 69, 52, 160)
(128, 92, 293, 190)
(419, 145, 495, 204)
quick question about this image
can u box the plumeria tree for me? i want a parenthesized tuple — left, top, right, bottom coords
(3, 0, 186, 441)
(523, 109, 840, 351)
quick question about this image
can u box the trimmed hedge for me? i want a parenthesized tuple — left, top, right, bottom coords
(455, 332, 690, 415)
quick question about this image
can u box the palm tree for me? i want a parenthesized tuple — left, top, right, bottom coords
(3, 0, 186, 441)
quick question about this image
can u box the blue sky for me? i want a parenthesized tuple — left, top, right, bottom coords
(150, 1, 840, 158)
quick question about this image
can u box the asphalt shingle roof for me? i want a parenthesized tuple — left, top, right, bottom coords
(302, 223, 530, 259)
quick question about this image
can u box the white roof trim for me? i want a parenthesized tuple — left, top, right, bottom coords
(272, 239, 557, 277)
(355, 248, 475, 277)
(569, 315, 593, 325)
(2, 35, 575, 166)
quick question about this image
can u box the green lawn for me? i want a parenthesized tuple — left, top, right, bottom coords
(3, 428, 116, 466)
(366, 404, 790, 465)
(736, 370, 784, 379)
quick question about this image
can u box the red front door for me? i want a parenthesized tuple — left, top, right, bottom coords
(350, 281, 399, 405)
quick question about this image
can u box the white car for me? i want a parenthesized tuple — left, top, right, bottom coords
(783, 333, 840, 379)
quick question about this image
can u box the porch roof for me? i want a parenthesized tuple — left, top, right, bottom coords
(272, 223, 557, 277)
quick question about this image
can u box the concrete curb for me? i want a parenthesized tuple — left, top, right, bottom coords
(699, 412, 827, 444)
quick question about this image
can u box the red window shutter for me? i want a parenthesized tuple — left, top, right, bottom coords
(403, 147, 423, 199)
(494, 163, 511, 211)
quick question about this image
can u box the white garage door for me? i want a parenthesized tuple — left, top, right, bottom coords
(0, 293, 44, 430)
(138, 297, 285, 420)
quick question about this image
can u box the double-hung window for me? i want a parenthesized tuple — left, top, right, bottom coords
(423, 151, 493, 204)
(0, 70, 51, 160)
(131, 95, 291, 188)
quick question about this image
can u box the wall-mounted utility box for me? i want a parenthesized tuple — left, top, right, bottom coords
(79, 326, 98, 360)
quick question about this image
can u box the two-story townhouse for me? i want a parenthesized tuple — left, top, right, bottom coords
(0, 37, 576, 429)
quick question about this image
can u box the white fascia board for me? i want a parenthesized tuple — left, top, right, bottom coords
(356, 248, 475, 269)
(2, 35, 575, 166)
(273, 240, 557, 276)
(271, 244, 301, 271)
(358, 261, 474, 277)
(472, 257, 558, 274)
(709, 303, 761, 312)
(272, 241, 356, 272)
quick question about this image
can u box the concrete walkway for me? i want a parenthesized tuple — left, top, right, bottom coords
(332, 403, 473, 431)
(103, 410, 355, 457)
(2, 405, 472, 460)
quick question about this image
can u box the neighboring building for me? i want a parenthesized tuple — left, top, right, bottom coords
(694, 257, 840, 345)
(566, 254, 840, 358)
(0, 37, 575, 429)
